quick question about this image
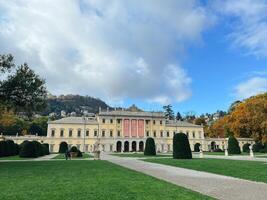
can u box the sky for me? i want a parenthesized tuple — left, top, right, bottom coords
(0, 0, 267, 115)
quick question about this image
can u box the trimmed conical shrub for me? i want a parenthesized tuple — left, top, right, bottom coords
(194, 143, 201, 152)
(173, 133, 192, 159)
(19, 141, 38, 158)
(59, 141, 68, 153)
(242, 143, 250, 153)
(144, 137, 156, 156)
(228, 136, 241, 154)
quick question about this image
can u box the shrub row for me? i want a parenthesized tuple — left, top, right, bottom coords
(0, 140, 19, 157)
(19, 140, 49, 158)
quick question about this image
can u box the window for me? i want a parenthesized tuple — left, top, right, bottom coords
(146, 131, 149, 137)
(102, 118, 105, 123)
(160, 120, 162, 125)
(117, 119, 121, 124)
(102, 130, 105, 137)
(117, 130, 121, 137)
(69, 129, 72, 137)
(110, 130, 113, 137)
(153, 131, 156, 137)
(166, 131, 169, 137)
(94, 130, 97, 137)
(86, 130, 89, 137)
(145, 120, 150, 125)
(51, 129, 55, 137)
(77, 129, 81, 137)
(160, 131, 163, 137)
(153, 120, 156, 125)
(192, 131, 195, 138)
(110, 119, 113, 123)
(60, 129, 64, 137)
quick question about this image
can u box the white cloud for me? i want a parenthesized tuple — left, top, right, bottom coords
(215, 0, 267, 57)
(235, 77, 267, 99)
(0, 0, 211, 104)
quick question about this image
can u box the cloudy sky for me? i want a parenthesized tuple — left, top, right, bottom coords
(0, 0, 267, 114)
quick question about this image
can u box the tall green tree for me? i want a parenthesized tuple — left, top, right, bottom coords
(0, 57, 47, 117)
(163, 104, 174, 120)
(175, 112, 183, 121)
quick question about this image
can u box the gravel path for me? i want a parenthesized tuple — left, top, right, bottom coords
(103, 154, 267, 200)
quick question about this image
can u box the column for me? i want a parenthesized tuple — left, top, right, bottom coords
(121, 141, 124, 152)
(129, 141, 132, 152)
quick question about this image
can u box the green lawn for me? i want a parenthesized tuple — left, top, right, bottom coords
(202, 152, 266, 156)
(0, 155, 32, 160)
(0, 160, 213, 200)
(111, 153, 171, 158)
(52, 153, 93, 159)
(144, 158, 267, 183)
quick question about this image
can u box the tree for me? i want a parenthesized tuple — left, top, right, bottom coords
(144, 137, 156, 156)
(194, 143, 201, 152)
(173, 133, 192, 159)
(163, 105, 174, 120)
(194, 117, 206, 126)
(29, 123, 43, 135)
(242, 143, 250, 153)
(176, 112, 183, 121)
(59, 142, 68, 153)
(228, 136, 241, 154)
(0, 54, 15, 73)
(0, 63, 47, 117)
(228, 100, 242, 113)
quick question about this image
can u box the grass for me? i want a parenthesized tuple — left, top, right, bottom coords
(0, 155, 32, 160)
(52, 153, 93, 159)
(144, 158, 267, 183)
(0, 160, 213, 200)
(111, 153, 171, 158)
(202, 152, 266, 156)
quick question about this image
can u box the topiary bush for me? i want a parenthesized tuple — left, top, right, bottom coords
(6, 140, 16, 156)
(77, 150, 83, 157)
(194, 143, 201, 152)
(242, 143, 250, 153)
(19, 141, 38, 158)
(213, 148, 223, 152)
(253, 142, 263, 152)
(42, 143, 50, 155)
(144, 137, 156, 156)
(32, 141, 44, 157)
(173, 133, 192, 159)
(228, 136, 241, 154)
(70, 146, 78, 153)
(59, 141, 68, 153)
(0, 140, 6, 157)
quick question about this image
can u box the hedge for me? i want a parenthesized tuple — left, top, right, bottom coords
(19, 140, 47, 158)
(194, 143, 201, 152)
(228, 136, 241, 154)
(59, 141, 68, 153)
(173, 133, 192, 159)
(0, 140, 18, 157)
(242, 143, 250, 153)
(253, 142, 263, 152)
(144, 137, 156, 156)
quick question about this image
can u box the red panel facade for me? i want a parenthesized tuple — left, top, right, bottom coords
(131, 119, 137, 137)
(138, 119, 144, 137)
(123, 119, 130, 137)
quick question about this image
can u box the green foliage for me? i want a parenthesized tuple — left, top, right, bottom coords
(0, 140, 18, 157)
(163, 104, 174, 120)
(19, 141, 37, 158)
(194, 143, 201, 152)
(253, 142, 263, 152)
(242, 143, 250, 153)
(173, 133, 192, 159)
(144, 137, 156, 156)
(70, 146, 78, 153)
(59, 142, 68, 153)
(228, 136, 241, 154)
(77, 150, 83, 157)
(19, 140, 44, 158)
(175, 112, 183, 121)
(0, 54, 15, 73)
(0, 63, 47, 117)
(42, 143, 50, 155)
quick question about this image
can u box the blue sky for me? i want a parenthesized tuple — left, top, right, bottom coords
(0, 0, 267, 115)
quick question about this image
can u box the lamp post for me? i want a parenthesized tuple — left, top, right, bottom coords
(83, 117, 86, 153)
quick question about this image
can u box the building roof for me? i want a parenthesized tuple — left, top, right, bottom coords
(48, 117, 98, 125)
(166, 120, 202, 128)
(99, 110, 165, 118)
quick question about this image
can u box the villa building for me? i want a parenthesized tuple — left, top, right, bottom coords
(1, 107, 254, 153)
